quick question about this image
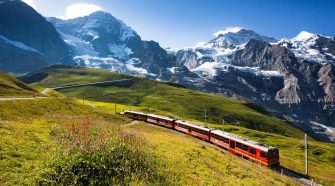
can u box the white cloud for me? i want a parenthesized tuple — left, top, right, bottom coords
(21, 0, 37, 10)
(214, 26, 243, 37)
(195, 41, 206, 48)
(65, 3, 102, 19)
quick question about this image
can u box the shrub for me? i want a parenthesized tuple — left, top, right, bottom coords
(37, 117, 168, 185)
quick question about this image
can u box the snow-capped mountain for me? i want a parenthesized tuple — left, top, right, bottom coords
(0, 1, 333, 142)
(171, 29, 335, 142)
(206, 28, 278, 48)
(47, 12, 335, 142)
(278, 31, 335, 63)
(48, 11, 175, 78)
(173, 28, 279, 79)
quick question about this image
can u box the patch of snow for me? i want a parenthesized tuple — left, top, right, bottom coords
(291, 114, 298, 118)
(167, 67, 178, 74)
(191, 61, 228, 77)
(87, 31, 99, 40)
(108, 44, 133, 59)
(60, 31, 99, 56)
(0, 35, 41, 53)
(307, 48, 320, 55)
(214, 27, 243, 37)
(125, 58, 157, 77)
(234, 66, 283, 77)
(310, 121, 335, 134)
(119, 23, 135, 41)
(73, 55, 126, 72)
(81, 19, 98, 30)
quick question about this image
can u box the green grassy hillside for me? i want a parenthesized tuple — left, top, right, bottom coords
(124, 122, 300, 185)
(21, 66, 305, 139)
(0, 72, 39, 97)
(17, 66, 335, 185)
(88, 100, 335, 185)
(0, 98, 305, 185)
(0, 98, 167, 185)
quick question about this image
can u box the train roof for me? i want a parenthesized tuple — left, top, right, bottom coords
(124, 110, 147, 115)
(175, 120, 212, 132)
(211, 130, 276, 152)
(124, 110, 174, 121)
(147, 114, 174, 121)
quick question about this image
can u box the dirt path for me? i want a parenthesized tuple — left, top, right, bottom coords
(0, 97, 48, 101)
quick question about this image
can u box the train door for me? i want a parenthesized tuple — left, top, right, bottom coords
(230, 140, 235, 149)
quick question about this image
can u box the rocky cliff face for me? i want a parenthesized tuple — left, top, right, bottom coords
(0, 36, 47, 73)
(318, 64, 335, 103)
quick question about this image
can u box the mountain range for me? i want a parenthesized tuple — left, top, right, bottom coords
(0, 0, 334, 142)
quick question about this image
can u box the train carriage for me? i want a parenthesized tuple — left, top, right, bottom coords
(210, 130, 279, 166)
(123, 110, 147, 121)
(175, 120, 211, 141)
(147, 114, 175, 128)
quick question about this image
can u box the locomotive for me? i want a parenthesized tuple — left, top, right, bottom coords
(122, 110, 280, 167)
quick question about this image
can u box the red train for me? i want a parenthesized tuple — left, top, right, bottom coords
(122, 110, 280, 167)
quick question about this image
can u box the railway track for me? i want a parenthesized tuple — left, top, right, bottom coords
(50, 79, 133, 91)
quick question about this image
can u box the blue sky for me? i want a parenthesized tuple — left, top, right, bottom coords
(24, 0, 335, 48)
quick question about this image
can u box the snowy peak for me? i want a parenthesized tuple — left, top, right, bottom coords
(205, 28, 278, 48)
(85, 11, 136, 40)
(279, 31, 335, 63)
(214, 27, 243, 37)
(292, 31, 317, 41)
(49, 10, 137, 43)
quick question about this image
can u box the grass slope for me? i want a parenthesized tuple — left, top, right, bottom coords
(124, 123, 299, 185)
(21, 66, 305, 138)
(0, 72, 39, 97)
(0, 98, 158, 185)
(89, 100, 335, 185)
(0, 98, 304, 185)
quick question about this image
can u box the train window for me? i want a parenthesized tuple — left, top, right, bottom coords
(250, 148, 256, 155)
(223, 138, 229, 144)
(179, 124, 188, 129)
(242, 145, 249, 151)
(236, 142, 242, 149)
(192, 128, 208, 135)
(260, 151, 267, 157)
(230, 141, 235, 149)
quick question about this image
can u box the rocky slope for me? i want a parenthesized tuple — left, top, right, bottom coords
(0, 35, 47, 74)
(0, 0, 70, 73)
